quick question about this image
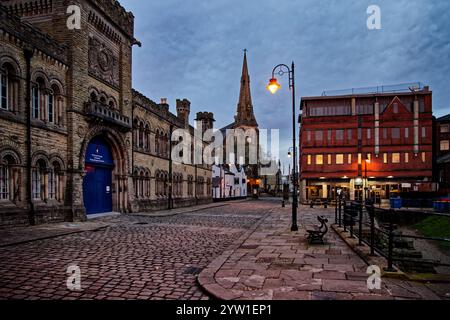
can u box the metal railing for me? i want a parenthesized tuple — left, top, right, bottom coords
(335, 200, 450, 273)
(322, 82, 423, 97)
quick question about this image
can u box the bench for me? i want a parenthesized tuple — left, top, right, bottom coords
(306, 216, 329, 245)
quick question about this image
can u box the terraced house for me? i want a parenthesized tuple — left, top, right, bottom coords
(0, 0, 213, 226)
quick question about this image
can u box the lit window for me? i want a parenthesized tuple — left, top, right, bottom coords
(383, 153, 388, 164)
(307, 155, 312, 165)
(348, 154, 352, 164)
(405, 153, 409, 163)
(422, 152, 426, 163)
(367, 153, 372, 162)
(392, 153, 400, 164)
(358, 153, 362, 165)
(440, 124, 449, 133)
(316, 155, 323, 165)
(336, 154, 344, 165)
(328, 154, 332, 165)
(440, 140, 449, 151)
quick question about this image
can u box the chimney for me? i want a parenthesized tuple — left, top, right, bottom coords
(176, 99, 191, 128)
(195, 112, 215, 134)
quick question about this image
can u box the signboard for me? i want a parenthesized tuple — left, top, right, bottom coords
(85, 137, 114, 166)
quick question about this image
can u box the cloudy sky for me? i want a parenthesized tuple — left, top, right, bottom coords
(120, 0, 450, 171)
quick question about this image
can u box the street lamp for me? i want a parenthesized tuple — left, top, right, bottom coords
(364, 157, 371, 202)
(267, 62, 299, 232)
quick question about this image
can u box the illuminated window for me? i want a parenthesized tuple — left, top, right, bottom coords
(316, 155, 323, 165)
(422, 152, 426, 163)
(440, 140, 449, 151)
(405, 153, 409, 163)
(367, 153, 372, 162)
(348, 154, 352, 164)
(440, 124, 449, 133)
(383, 153, 388, 164)
(336, 154, 344, 165)
(327, 154, 332, 165)
(358, 153, 362, 165)
(307, 155, 312, 165)
(392, 153, 400, 164)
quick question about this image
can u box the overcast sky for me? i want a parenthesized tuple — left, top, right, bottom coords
(120, 0, 450, 171)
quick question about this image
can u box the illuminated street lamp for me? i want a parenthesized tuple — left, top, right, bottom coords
(267, 62, 299, 232)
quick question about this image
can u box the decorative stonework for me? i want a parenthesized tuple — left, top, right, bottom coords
(88, 36, 119, 88)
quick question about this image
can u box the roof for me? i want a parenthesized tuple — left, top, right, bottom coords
(437, 114, 450, 122)
(437, 153, 450, 165)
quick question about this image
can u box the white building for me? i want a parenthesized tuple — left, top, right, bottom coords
(212, 165, 247, 200)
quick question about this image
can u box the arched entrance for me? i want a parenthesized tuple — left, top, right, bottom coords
(83, 136, 114, 215)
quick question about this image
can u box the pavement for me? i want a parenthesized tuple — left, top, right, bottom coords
(0, 198, 449, 300)
(198, 203, 450, 300)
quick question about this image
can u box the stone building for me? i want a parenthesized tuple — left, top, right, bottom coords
(0, 0, 212, 226)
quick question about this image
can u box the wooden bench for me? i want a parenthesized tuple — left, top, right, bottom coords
(306, 216, 329, 245)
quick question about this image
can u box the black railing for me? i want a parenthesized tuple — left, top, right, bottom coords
(336, 200, 450, 274)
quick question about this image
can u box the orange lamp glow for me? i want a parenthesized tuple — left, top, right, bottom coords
(267, 78, 281, 94)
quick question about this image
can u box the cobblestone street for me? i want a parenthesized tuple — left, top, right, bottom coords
(0, 201, 270, 300)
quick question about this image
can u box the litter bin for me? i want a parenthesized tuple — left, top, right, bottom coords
(390, 198, 402, 209)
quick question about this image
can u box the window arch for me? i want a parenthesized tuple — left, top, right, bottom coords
(145, 124, 150, 151)
(0, 153, 20, 201)
(32, 77, 47, 120)
(139, 170, 144, 198)
(49, 82, 65, 126)
(32, 159, 47, 201)
(0, 61, 19, 112)
(145, 170, 150, 198)
(133, 168, 139, 198)
(155, 130, 160, 155)
(138, 122, 144, 149)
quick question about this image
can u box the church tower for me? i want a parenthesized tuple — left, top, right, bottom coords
(234, 51, 258, 129)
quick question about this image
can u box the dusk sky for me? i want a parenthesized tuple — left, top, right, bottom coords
(120, 0, 450, 171)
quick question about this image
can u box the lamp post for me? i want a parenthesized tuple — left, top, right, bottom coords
(364, 157, 371, 202)
(267, 62, 299, 232)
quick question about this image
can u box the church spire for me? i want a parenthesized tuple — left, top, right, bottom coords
(234, 50, 258, 128)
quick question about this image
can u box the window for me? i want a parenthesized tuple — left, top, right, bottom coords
(392, 128, 400, 139)
(48, 168, 56, 200)
(307, 155, 312, 165)
(336, 129, 344, 140)
(367, 128, 371, 140)
(367, 153, 371, 162)
(327, 154, 332, 165)
(316, 155, 323, 165)
(422, 127, 426, 138)
(383, 153, 388, 164)
(422, 152, 426, 163)
(32, 160, 46, 200)
(315, 130, 323, 142)
(358, 153, 362, 165)
(440, 140, 449, 151)
(336, 154, 344, 165)
(405, 153, 409, 163)
(393, 103, 398, 114)
(0, 71, 7, 110)
(307, 131, 311, 142)
(358, 128, 362, 140)
(348, 154, 352, 164)
(405, 128, 409, 139)
(0, 154, 19, 201)
(0, 159, 9, 200)
(347, 129, 352, 140)
(32, 86, 40, 119)
(392, 153, 400, 164)
(440, 124, 449, 133)
(383, 128, 388, 139)
(48, 93, 54, 123)
(327, 129, 332, 141)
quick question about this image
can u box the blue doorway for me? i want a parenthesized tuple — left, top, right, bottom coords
(83, 136, 114, 215)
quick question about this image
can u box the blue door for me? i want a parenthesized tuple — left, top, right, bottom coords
(83, 137, 114, 215)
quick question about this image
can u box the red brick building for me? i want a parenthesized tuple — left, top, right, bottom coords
(299, 84, 434, 204)
(435, 115, 450, 194)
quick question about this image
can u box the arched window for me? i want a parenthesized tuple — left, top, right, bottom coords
(187, 175, 193, 197)
(0, 62, 19, 112)
(32, 159, 47, 201)
(0, 155, 19, 201)
(48, 161, 63, 201)
(139, 170, 144, 198)
(145, 124, 150, 151)
(49, 84, 64, 126)
(133, 119, 139, 148)
(155, 130, 160, 155)
(90, 91, 98, 102)
(138, 122, 144, 149)
(99, 95, 107, 105)
(145, 171, 150, 198)
(133, 169, 139, 198)
(32, 77, 46, 120)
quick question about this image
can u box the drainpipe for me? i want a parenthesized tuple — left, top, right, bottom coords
(24, 47, 35, 225)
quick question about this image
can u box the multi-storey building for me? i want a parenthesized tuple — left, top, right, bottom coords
(435, 114, 450, 194)
(299, 84, 434, 204)
(0, 1, 212, 226)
